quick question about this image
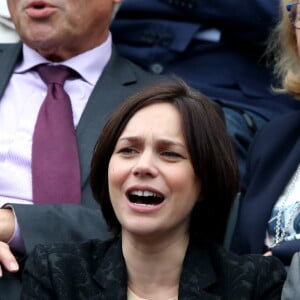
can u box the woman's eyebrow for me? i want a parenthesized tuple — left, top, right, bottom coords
(119, 136, 185, 147)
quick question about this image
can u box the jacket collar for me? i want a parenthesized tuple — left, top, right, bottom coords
(92, 239, 220, 300)
(179, 241, 220, 299)
(92, 239, 128, 299)
(0, 42, 22, 100)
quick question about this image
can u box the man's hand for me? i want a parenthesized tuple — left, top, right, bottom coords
(0, 208, 19, 276)
(0, 242, 19, 277)
(0, 208, 15, 242)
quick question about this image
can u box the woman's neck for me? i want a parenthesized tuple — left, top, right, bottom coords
(122, 231, 189, 300)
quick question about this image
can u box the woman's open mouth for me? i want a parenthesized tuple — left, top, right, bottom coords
(127, 190, 165, 206)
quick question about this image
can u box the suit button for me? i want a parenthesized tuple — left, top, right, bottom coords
(150, 63, 164, 74)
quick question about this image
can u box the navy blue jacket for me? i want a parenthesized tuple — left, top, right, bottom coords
(231, 110, 300, 265)
(111, 0, 300, 120)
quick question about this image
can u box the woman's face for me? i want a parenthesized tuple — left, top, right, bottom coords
(108, 103, 200, 240)
(8, 0, 121, 60)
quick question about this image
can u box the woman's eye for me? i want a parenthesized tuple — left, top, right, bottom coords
(161, 151, 183, 159)
(118, 147, 137, 155)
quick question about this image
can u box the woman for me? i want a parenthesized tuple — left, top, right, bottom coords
(21, 80, 285, 299)
(231, 0, 300, 266)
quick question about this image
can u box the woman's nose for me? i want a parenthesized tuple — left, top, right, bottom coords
(132, 151, 158, 177)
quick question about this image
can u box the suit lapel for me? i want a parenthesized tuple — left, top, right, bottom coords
(255, 111, 300, 213)
(76, 49, 139, 186)
(268, 113, 300, 200)
(0, 43, 22, 100)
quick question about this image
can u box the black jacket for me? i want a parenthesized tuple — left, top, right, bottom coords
(21, 238, 286, 299)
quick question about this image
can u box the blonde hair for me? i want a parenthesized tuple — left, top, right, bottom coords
(267, 0, 300, 99)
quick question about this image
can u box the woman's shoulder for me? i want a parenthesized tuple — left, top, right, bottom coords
(22, 239, 122, 298)
(29, 238, 119, 264)
(211, 244, 286, 281)
(214, 244, 280, 266)
(182, 242, 286, 299)
(214, 245, 286, 299)
(188, 241, 285, 275)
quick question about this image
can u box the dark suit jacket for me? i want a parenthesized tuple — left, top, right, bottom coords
(21, 238, 286, 300)
(231, 110, 300, 265)
(111, 0, 300, 120)
(0, 42, 160, 299)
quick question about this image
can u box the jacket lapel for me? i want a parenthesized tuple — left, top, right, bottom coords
(179, 242, 220, 300)
(0, 43, 22, 100)
(267, 112, 300, 200)
(92, 239, 221, 300)
(92, 239, 128, 299)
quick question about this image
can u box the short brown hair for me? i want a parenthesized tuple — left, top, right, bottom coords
(90, 79, 239, 243)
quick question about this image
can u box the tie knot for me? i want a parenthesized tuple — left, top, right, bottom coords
(36, 64, 72, 86)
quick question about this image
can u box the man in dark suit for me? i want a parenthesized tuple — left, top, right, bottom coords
(0, 0, 159, 298)
(110, 0, 300, 177)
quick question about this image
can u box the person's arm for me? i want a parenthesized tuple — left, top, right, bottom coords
(0, 197, 110, 274)
(0, 209, 19, 275)
(12, 202, 111, 254)
(0, 242, 19, 276)
(0, 208, 15, 243)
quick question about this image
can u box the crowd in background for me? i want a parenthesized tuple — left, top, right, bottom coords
(0, 2, 19, 43)
(1, 0, 300, 299)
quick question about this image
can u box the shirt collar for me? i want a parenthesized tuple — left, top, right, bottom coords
(15, 33, 112, 86)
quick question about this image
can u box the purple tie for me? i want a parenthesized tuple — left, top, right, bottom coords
(32, 64, 81, 204)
